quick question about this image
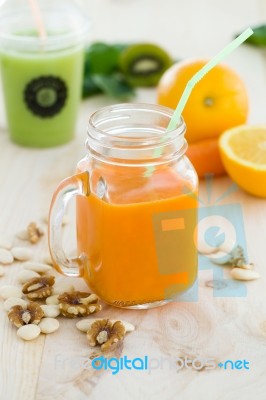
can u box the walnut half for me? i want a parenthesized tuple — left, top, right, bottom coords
(87, 319, 126, 352)
(27, 222, 44, 244)
(22, 276, 55, 299)
(8, 302, 44, 328)
(58, 291, 101, 318)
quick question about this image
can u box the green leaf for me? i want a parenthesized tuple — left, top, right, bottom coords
(84, 42, 128, 75)
(82, 42, 132, 98)
(112, 43, 130, 54)
(239, 25, 266, 47)
(82, 75, 102, 98)
(92, 74, 135, 100)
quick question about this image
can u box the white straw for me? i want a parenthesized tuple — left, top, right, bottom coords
(28, 0, 47, 40)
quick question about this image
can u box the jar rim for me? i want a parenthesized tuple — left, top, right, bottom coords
(86, 103, 187, 166)
(88, 103, 185, 141)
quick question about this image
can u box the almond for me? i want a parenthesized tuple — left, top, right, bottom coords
(42, 254, 53, 266)
(0, 249, 14, 265)
(45, 294, 59, 305)
(16, 230, 29, 241)
(0, 236, 13, 250)
(39, 318, 59, 334)
(40, 305, 60, 318)
(231, 268, 260, 281)
(53, 282, 75, 295)
(17, 269, 40, 284)
(23, 261, 52, 274)
(11, 247, 33, 261)
(17, 324, 41, 341)
(4, 297, 27, 312)
(197, 239, 218, 255)
(0, 285, 22, 299)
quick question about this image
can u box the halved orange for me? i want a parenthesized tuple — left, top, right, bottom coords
(219, 125, 266, 197)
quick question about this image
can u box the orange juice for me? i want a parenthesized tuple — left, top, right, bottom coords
(76, 165, 198, 307)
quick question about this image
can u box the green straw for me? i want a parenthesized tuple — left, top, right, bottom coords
(145, 27, 253, 177)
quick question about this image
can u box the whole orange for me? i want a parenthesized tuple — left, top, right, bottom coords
(157, 59, 249, 143)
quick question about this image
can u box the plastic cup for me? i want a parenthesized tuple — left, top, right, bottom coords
(0, 1, 89, 147)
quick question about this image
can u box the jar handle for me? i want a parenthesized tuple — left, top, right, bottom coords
(48, 171, 90, 277)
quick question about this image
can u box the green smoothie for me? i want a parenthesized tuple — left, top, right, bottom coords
(0, 43, 84, 147)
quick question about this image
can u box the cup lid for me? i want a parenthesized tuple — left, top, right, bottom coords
(0, 1, 90, 52)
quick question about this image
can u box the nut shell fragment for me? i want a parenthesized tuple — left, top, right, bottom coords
(8, 302, 44, 328)
(58, 291, 101, 318)
(87, 319, 126, 352)
(22, 276, 55, 299)
(76, 318, 135, 333)
(235, 263, 254, 270)
(27, 222, 44, 244)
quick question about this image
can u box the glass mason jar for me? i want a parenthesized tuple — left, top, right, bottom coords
(49, 103, 198, 309)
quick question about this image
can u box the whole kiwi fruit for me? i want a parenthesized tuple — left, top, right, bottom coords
(119, 43, 173, 87)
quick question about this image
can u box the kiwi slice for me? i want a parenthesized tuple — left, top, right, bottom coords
(119, 43, 172, 87)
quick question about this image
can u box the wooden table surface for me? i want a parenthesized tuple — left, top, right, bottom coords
(1, 1, 266, 399)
